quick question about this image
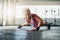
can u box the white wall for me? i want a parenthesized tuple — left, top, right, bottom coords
(0, 0, 60, 25)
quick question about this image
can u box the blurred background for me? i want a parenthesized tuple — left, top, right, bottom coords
(0, 0, 60, 26)
(0, 0, 60, 40)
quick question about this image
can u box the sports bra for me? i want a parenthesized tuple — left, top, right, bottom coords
(29, 14, 38, 28)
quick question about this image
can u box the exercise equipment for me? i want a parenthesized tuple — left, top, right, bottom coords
(18, 23, 52, 30)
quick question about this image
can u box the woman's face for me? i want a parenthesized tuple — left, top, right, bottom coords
(24, 8, 31, 22)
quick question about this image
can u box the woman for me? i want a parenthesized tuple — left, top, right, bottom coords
(21, 8, 43, 31)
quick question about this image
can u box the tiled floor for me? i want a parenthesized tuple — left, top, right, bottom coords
(0, 26, 60, 40)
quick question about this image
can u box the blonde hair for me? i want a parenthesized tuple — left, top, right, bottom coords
(24, 8, 31, 20)
(24, 8, 31, 15)
(24, 8, 30, 13)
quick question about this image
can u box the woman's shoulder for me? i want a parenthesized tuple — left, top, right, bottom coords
(31, 13, 42, 20)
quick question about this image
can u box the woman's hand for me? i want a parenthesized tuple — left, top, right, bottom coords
(21, 22, 29, 26)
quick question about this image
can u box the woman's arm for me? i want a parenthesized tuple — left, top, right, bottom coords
(32, 14, 43, 27)
(37, 21, 43, 27)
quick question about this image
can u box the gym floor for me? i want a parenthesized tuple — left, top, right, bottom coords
(0, 26, 60, 40)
